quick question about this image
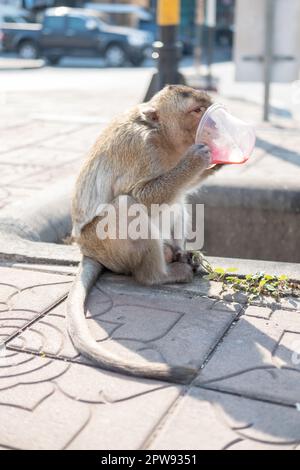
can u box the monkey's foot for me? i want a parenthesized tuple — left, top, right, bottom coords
(175, 250, 209, 274)
(163, 244, 175, 264)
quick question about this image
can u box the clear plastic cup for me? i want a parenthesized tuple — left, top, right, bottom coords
(195, 103, 256, 165)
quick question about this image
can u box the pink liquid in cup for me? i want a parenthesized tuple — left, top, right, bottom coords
(211, 144, 248, 165)
(196, 103, 256, 165)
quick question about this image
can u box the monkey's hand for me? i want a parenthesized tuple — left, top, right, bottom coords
(132, 144, 211, 206)
(180, 144, 212, 191)
(184, 144, 212, 171)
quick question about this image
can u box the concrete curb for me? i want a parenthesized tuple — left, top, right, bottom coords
(0, 58, 44, 71)
(0, 177, 74, 243)
(0, 177, 80, 266)
(192, 178, 300, 264)
(197, 178, 300, 212)
(207, 256, 300, 282)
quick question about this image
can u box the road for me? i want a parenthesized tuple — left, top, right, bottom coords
(0, 62, 154, 125)
(1, 55, 299, 121)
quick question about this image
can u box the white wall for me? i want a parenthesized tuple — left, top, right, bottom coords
(234, 0, 300, 82)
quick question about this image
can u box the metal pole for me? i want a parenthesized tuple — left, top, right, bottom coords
(205, 0, 216, 89)
(263, 0, 275, 121)
(194, 0, 205, 76)
(157, 0, 181, 89)
(144, 0, 185, 101)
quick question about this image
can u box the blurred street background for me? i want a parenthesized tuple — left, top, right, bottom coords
(0, 0, 300, 262)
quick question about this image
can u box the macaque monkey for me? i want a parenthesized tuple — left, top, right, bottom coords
(67, 85, 220, 384)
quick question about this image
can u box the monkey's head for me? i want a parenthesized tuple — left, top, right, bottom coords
(140, 85, 213, 152)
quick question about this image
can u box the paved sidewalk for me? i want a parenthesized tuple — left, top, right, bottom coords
(0, 262, 299, 449)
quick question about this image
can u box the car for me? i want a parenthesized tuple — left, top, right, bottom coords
(84, 2, 155, 34)
(1, 7, 153, 66)
(0, 5, 31, 25)
(84, 2, 193, 56)
(0, 4, 32, 52)
(0, 21, 41, 59)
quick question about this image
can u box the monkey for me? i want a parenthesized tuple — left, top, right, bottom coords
(67, 85, 221, 384)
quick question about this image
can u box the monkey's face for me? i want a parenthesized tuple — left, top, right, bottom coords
(155, 85, 213, 149)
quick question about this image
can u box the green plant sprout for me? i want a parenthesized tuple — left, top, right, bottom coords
(192, 251, 299, 301)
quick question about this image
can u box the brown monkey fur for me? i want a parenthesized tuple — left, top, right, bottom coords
(67, 85, 220, 383)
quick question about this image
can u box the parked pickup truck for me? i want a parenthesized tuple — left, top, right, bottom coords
(1, 7, 153, 66)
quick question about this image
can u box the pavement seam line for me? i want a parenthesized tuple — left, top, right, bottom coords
(3, 293, 68, 346)
(141, 307, 244, 449)
(0, 263, 76, 276)
(197, 383, 299, 410)
(140, 386, 187, 450)
(196, 307, 245, 374)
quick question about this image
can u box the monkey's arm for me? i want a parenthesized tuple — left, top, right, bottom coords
(132, 144, 211, 206)
(187, 163, 224, 190)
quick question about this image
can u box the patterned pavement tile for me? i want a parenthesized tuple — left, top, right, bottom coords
(10, 302, 116, 364)
(148, 387, 300, 450)
(0, 348, 179, 450)
(0, 266, 72, 343)
(100, 272, 225, 299)
(195, 308, 300, 406)
(9, 281, 238, 371)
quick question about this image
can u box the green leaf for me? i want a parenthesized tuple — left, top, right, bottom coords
(265, 284, 276, 292)
(214, 267, 225, 274)
(225, 276, 237, 283)
(198, 255, 295, 301)
(248, 293, 259, 301)
(258, 279, 267, 291)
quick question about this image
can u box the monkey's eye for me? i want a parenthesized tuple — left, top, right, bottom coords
(189, 106, 202, 114)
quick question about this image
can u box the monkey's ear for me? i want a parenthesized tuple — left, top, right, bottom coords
(140, 106, 159, 124)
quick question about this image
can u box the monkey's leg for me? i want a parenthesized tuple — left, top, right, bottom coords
(81, 223, 193, 285)
(162, 203, 193, 266)
(79, 196, 193, 286)
(113, 195, 193, 285)
(163, 243, 175, 263)
(133, 238, 193, 286)
(164, 245, 203, 273)
(163, 238, 186, 263)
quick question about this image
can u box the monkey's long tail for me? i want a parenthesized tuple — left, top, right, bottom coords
(67, 256, 197, 384)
